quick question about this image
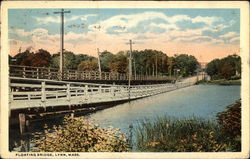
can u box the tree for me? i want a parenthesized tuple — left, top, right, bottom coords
(219, 63, 235, 80)
(174, 54, 199, 77)
(100, 51, 115, 72)
(109, 51, 128, 73)
(30, 49, 51, 67)
(206, 54, 241, 80)
(12, 50, 34, 65)
(206, 59, 220, 79)
(78, 59, 98, 71)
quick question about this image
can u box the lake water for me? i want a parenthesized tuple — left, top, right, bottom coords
(10, 84, 240, 151)
(87, 85, 240, 133)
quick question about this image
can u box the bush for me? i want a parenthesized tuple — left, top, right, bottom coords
(217, 100, 241, 151)
(32, 116, 130, 152)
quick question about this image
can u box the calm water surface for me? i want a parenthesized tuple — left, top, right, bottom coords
(87, 85, 240, 132)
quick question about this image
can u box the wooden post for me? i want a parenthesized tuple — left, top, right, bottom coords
(99, 85, 102, 93)
(23, 67, 26, 78)
(48, 68, 51, 79)
(41, 81, 46, 102)
(19, 113, 26, 134)
(67, 83, 70, 101)
(85, 85, 88, 96)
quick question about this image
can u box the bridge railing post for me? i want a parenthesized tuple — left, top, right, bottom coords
(67, 83, 70, 101)
(22, 67, 26, 78)
(41, 81, 46, 102)
(85, 85, 89, 96)
(48, 68, 51, 79)
(99, 85, 102, 93)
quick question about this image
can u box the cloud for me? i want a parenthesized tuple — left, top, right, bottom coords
(80, 14, 97, 21)
(65, 31, 92, 44)
(219, 31, 237, 38)
(88, 11, 222, 35)
(229, 36, 240, 43)
(34, 16, 60, 24)
(191, 16, 222, 26)
(34, 14, 97, 24)
(172, 35, 213, 43)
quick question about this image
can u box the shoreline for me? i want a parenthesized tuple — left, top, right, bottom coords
(196, 79, 241, 85)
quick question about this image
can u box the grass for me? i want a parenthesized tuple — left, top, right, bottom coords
(135, 116, 227, 152)
(196, 79, 241, 85)
(134, 100, 241, 152)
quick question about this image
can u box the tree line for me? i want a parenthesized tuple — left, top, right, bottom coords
(205, 54, 241, 80)
(9, 48, 201, 77)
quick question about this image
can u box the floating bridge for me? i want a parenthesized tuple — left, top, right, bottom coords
(9, 65, 206, 133)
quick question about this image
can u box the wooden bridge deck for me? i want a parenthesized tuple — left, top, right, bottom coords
(9, 77, 197, 110)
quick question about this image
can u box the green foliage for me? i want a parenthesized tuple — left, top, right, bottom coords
(206, 54, 241, 80)
(100, 50, 115, 72)
(11, 49, 51, 67)
(32, 116, 130, 152)
(206, 59, 220, 79)
(133, 49, 169, 76)
(78, 59, 98, 71)
(174, 54, 199, 77)
(135, 117, 226, 152)
(109, 51, 128, 73)
(217, 100, 241, 151)
(10, 48, 200, 77)
(49, 51, 95, 69)
(135, 100, 241, 152)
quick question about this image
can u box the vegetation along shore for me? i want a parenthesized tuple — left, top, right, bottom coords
(31, 100, 241, 152)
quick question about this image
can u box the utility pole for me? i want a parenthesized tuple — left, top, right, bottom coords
(155, 54, 158, 77)
(127, 39, 134, 100)
(97, 48, 102, 79)
(133, 59, 136, 80)
(54, 9, 70, 79)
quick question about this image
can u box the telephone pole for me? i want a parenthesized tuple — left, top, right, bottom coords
(97, 48, 102, 79)
(54, 9, 70, 79)
(127, 39, 134, 100)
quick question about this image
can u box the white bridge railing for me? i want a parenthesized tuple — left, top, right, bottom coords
(9, 77, 196, 110)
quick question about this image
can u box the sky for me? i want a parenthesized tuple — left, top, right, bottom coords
(8, 8, 240, 62)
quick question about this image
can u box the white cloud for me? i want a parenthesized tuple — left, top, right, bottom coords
(34, 16, 60, 24)
(229, 36, 240, 43)
(191, 16, 222, 26)
(88, 11, 221, 35)
(219, 31, 237, 38)
(80, 14, 97, 21)
(172, 35, 213, 43)
(34, 14, 97, 24)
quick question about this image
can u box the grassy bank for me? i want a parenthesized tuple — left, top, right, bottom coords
(135, 101, 241, 152)
(196, 79, 241, 85)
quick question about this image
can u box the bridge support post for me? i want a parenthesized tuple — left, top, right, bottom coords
(19, 113, 26, 135)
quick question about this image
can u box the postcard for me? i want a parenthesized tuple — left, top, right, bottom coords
(0, 1, 249, 159)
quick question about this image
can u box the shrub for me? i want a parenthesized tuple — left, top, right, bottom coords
(217, 100, 241, 151)
(32, 116, 130, 152)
